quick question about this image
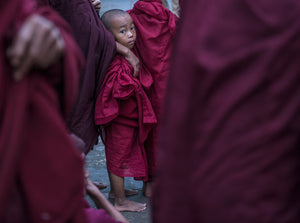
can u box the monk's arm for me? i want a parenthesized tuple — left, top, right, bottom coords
(116, 42, 139, 77)
(86, 178, 129, 223)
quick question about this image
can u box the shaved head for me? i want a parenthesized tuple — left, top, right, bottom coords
(101, 9, 129, 31)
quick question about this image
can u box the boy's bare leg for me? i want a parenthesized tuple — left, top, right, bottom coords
(106, 167, 138, 198)
(109, 189, 139, 199)
(86, 179, 129, 223)
(143, 181, 152, 198)
(109, 172, 146, 212)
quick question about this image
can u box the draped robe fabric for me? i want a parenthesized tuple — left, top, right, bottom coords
(0, 1, 120, 222)
(94, 54, 157, 181)
(0, 0, 88, 222)
(128, 0, 177, 178)
(152, 0, 300, 222)
(49, 0, 116, 154)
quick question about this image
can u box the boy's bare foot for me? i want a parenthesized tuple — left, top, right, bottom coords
(115, 198, 146, 212)
(143, 182, 152, 197)
(93, 181, 108, 190)
(109, 189, 139, 199)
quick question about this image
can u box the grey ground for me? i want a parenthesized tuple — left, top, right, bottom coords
(85, 140, 151, 223)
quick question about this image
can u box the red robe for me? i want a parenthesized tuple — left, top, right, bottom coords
(152, 0, 300, 222)
(129, 0, 177, 177)
(50, 0, 116, 154)
(0, 0, 87, 222)
(94, 54, 157, 181)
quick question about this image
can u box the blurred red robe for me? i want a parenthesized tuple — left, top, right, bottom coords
(49, 0, 116, 154)
(152, 0, 300, 222)
(0, 0, 84, 222)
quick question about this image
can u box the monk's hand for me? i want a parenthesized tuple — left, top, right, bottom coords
(125, 50, 140, 78)
(7, 14, 65, 81)
(91, 0, 101, 14)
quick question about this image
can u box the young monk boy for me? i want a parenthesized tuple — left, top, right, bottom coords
(94, 9, 157, 212)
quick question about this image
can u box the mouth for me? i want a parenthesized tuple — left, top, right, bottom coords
(128, 40, 135, 46)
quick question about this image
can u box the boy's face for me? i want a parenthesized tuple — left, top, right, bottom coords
(109, 14, 136, 49)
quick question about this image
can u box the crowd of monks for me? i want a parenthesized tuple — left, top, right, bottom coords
(1, 0, 299, 222)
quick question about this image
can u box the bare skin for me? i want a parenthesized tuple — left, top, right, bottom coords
(108, 189, 138, 199)
(86, 178, 129, 223)
(143, 182, 152, 198)
(93, 181, 108, 190)
(90, 0, 101, 14)
(107, 165, 138, 198)
(7, 14, 64, 81)
(109, 172, 146, 212)
(116, 42, 139, 77)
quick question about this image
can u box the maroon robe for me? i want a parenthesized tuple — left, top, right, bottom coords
(0, 1, 120, 223)
(49, 0, 116, 154)
(94, 54, 157, 181)
(129, 0, 177, 178)
(0, 0, 87, 222)
(152, 0, 300, 222)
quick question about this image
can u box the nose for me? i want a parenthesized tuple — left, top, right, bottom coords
(127, 31, 133, 38)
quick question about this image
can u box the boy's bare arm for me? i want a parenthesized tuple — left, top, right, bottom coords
(116, 42, 139, 77)
(86, 178, 129, 223)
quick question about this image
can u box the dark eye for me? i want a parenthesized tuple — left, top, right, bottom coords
(120, 30, 126, 34)
(131, 26, 135, 31)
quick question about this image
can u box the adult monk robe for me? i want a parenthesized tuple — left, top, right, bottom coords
(35, 0, 50, 7)
(49, 0, 116, 154)
(94, 53, 157, 181)
(152, 0, 300, 222)
(0, 0, 87, 222)
(128, 0, 177, 178)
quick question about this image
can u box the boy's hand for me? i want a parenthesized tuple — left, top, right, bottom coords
(125, 50, 140, 78)
(116, 42, 140, 77)
(7, 14, 65, 81)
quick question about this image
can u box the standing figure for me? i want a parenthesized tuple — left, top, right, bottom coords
(95, 9, 157, 212)
(0, 0, 86, 222)
(152, 0, 300, 222)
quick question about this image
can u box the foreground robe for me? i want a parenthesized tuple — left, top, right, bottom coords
(0, 2, 120, 223)
(129, 0, 177, 177)
(0, 0, 87, 222)
(49, 0, 116, 154)
(152, 0, 300, 222)
(95, 54, 157, 181)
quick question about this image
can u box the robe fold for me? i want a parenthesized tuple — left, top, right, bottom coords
(49, 0, 116, 153)
(95, 54, 157, 180)
(152, 0, 300, 222)
(129, 0, 177, 177)
(0, 0, 88, 222)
